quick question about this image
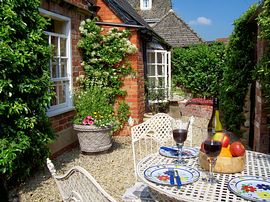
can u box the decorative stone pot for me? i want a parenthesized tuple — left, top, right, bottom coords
(73, 124, 112, 153)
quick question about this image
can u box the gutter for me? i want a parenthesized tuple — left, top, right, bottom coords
(96, 22, 145, 29)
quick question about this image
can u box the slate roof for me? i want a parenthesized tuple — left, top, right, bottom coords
(102, 0, 170, 48)
(152, 10, 203, 47)
(125, 0, 203, 47)
(126, 0, 172, 23)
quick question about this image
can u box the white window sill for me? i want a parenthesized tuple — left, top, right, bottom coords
(47, 106, 75, 117)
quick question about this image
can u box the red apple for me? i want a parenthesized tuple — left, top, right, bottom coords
(221, 134, 230, 147)
(230, 141, 245, 157)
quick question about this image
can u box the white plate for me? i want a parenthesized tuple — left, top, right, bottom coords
(228, 176, 270, 201)
(159, 146, 199, 159)
(144, 164, 200, 186)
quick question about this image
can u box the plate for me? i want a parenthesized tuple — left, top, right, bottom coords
(144, 164, 200, 186)
(228, 176, 270, 201)
(159, 146, 199, 159)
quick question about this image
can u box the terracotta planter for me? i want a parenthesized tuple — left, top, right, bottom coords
(73, 124, 112, 153)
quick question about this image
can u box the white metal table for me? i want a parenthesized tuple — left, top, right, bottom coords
(136, 150, 270, 202)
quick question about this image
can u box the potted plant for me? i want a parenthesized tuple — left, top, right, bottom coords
(73, 85, 115, 153)
(74, 18, 137, 152)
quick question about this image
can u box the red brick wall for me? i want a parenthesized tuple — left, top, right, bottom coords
(97, 0, 145, 136)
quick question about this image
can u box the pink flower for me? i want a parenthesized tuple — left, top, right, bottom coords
(82, 119, 88, 125)
(89, 121, 94, 125)
(87, 116, 92, 119)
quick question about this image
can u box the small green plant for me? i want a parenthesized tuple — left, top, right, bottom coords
(76, 18, 137, 131)
(73, 85, 115, 127)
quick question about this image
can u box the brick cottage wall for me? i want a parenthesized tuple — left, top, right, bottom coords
(96, 0, 145, 136)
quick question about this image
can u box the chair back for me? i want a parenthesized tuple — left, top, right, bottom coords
(46, 158, 117, 202)
(131, 113, 195, 181)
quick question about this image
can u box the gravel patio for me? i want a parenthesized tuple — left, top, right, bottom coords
(10, 116, 247, 202)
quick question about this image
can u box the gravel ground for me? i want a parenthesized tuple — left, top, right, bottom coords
(11, 136, 135, 202)
(10, 116, 248, 202)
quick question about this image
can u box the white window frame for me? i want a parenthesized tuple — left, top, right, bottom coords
(39, 8, 73, 117)
(140, 0, 152, 10)
(147, 50, 171, 104)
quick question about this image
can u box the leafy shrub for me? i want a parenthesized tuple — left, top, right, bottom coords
(0, 0, 54, 184)
(172, 42, 226, 97)
(220, 4, 257, 132)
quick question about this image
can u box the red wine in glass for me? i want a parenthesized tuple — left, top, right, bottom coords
(204, 140, 222, 157)
(173, 129, 187, 143)
(173, 129, 187, 164)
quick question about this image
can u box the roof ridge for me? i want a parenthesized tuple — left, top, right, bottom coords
(153, 10, 204, 43)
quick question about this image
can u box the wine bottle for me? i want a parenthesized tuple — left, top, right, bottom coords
(207, 97, 223, 136)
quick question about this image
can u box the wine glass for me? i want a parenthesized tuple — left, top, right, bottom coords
(203, 134, 223, 183)
(173, 128, 188, 164)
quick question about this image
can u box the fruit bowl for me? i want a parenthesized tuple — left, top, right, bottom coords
(199, 151, 246, 173)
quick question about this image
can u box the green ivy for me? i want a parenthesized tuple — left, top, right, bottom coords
(172, 42, 226, 97)
(76, 18, 137, 131)
(220, 4, 257, 133)
(0, 0, 54, 185)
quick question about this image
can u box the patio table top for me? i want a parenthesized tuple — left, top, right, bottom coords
(136, 150, 270, 202)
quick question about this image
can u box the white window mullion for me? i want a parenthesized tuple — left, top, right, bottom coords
(164, 52, 168, 100)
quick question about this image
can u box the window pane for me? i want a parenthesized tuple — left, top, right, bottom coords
(60, 59, 67, 77)
(147, 52, 155, 63)
(51, 36, 58, 56)
(52, 58, 59, 78)
(157, 52, 164, 63)
(57, 81, 66, 104)
(157, 65, 165, 76)
(144, 0, 149, 7)
(147, 65, 155, 76)
(60, 38, 67, 56)
(157, 78, 165, 87)
(50, 84, 57, 106)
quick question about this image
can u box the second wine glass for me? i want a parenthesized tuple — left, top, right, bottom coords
(203, 134, 223, 184)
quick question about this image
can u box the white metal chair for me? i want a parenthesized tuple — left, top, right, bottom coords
(46, 158, 117, 202)
(131, 113, 195, 181)
(123, 113, 195, 201)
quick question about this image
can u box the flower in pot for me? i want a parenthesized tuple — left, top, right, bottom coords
(73, 85, 115, 153)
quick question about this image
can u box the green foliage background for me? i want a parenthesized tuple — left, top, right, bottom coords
(172, 42, 226, 98)
(220, 5, 257, 132)
(0, 0, 54, 183)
